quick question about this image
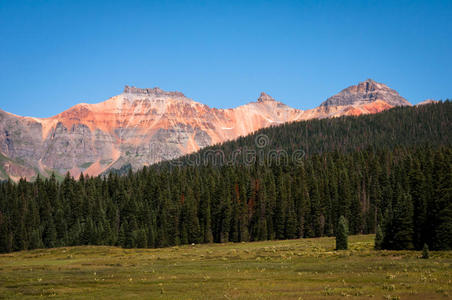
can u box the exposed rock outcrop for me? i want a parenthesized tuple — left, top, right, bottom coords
(321, 79, 411, 108)
(257, 92, 275, 102)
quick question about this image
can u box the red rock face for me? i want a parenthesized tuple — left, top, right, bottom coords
(0, 80, 411, 180)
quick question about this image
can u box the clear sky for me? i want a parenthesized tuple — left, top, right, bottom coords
(0, 0, 451, 117)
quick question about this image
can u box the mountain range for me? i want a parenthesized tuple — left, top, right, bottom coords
(0, 79, 413, 180)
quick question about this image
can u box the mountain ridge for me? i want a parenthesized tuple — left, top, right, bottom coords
(0, 79, 413, 180)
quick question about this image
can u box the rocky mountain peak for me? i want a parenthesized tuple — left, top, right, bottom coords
(356, 78, 386, 93)
(257, 92, 276, 103)
(123, 85, 185, 98)
(320, 79, 411, 107)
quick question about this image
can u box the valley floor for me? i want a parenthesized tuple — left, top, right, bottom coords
(0, 235, 451, 299)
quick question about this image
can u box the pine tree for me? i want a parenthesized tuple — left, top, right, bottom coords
(199, 178, 214, 243)
(409, 159, 427, 249)
(181, 187, 201, 244)
(136, 229, 148, 248)
(336, 216, 348, 250)
(422, 243, 429, 259)
(431, 151, 452, 250)
(68, 219, 81, 246)
(381, 202, 394, 249)
(275, 174, 287, 239)
(238, 179, 250, 242)
(43, 219, 57, 248)
(374, 224, 383, 250)
(392, 192, 414, 250)
(310, 183, 323, 237)
(29, 229, 43, 249)
(117, 223, 126, 247)
(285, 202, 297, 239)
(219, 183, 232, 243)
(54, 208, 67, 246)
(254, 183, 268, 241)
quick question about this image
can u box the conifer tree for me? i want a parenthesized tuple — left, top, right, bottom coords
(199, 178, 213, 243)
(117, 223, 126, 247)
(431, 151, 452, 250)
(29, 229, 43, 249)
(336, 216, 348, 250)
(374, 224, 383, 250)
(391, 192, 414, 250)
(254, 183, 268, 241)
(409, 159, 427, 249)
(136, 229, 148, 248)
(422, 243, 429, 259)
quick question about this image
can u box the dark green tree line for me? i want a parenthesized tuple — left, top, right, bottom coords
(0, 146, 451, 253)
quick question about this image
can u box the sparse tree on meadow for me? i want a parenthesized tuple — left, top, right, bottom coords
(422, 243, 429, 259)
(374, 224, 383, 250)
(336, 216, 348, 250)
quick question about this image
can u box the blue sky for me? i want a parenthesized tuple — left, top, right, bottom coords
(0, 0, 451, 117)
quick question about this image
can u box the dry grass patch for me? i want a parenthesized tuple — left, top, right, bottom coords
(0, 235, 451, 299)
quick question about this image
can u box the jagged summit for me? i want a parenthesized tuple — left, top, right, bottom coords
(321, 79, 411, 107)
(257, 92, 276, 103)
(123, 85, 185, 98)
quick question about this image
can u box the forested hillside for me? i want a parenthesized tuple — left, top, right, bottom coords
(0, 102, 451, 253)
(168, 101, 451, 166)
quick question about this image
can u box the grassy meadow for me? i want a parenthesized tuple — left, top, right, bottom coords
(0, 235, 451, 299)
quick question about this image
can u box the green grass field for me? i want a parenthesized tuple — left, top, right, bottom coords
(0, 235, 451, 299)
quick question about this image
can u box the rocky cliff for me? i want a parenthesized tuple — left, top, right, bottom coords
(0, 79, 412, 180)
